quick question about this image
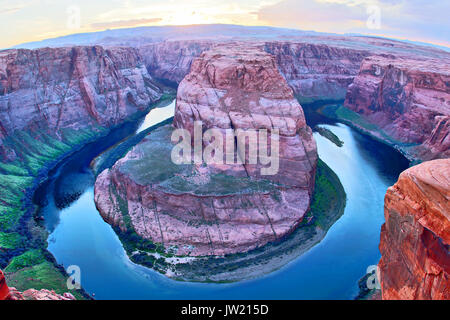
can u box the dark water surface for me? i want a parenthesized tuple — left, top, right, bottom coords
(34, 101, 409, 299)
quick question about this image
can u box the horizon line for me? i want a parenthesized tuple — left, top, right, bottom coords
(6, 23, 450, 52)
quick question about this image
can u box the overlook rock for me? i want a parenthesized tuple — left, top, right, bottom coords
(95, 44, 317, 257)
(379, 159, 450, 300)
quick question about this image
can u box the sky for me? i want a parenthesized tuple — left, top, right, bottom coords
(1, 0, 449, 49)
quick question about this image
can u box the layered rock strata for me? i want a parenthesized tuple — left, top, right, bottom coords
(264, 41, 369, 102)
(95, 44, 317, 257)
(379, 159, 450, 300)
(0, 45, 162, 161)
(345, 56, 450, 160)
(0, 269, 75, 300)
(139, 40, 214, 85)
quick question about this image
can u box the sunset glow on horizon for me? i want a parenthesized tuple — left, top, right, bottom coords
(1, 0, 449, 49)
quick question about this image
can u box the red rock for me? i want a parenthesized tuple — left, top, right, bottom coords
(94, 44, 317, 257)
(379, 159, 450, 300)
(174, 44, 317, 188)
(139, 40, 214, 84)
(345, 55, 450, 160)
(0, 270, 10, 300)
(0, 269, 75, 300)
(264, 41, 369, 101)
(7, 287, 76, 300)
(0, 46, 162, 161)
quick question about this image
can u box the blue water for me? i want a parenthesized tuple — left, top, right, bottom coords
(35, 105, 409, 300)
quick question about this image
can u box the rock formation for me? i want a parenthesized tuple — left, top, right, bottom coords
(379, 159, 450, 300)
(136, 38, 450, 161)
(174, 44, 317, 187)
(345, 55, 450, 160)
(264, 41, 369, 102)
(0, 45, 162, 161)
(95, 44, 317, 257)
(0, 45, 164, 287)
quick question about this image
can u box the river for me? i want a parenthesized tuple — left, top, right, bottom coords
(33, 99, 409, 299)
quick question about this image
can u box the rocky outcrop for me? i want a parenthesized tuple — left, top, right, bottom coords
(0, 45, 163, 283)
(0, 46, 162, 161)
(379, 159, 450, 300)
(345, 55, 450, 160)
(0, 269, 75, 300)
(95, 44, 317, 257)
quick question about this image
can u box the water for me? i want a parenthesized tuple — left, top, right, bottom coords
(136, 100, 176, 134)
(34, 102, 409, 300)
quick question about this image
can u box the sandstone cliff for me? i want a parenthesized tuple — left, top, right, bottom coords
(0, 46, 162, 158)
(174, 44, 317, 188)
(379, 159, 450, 300)
(95, 44, 317, 257)
(0, 46, 161, 162)
(136, 39, 449, 161)
(345, 55, 450, 160)
(139, 41, 214, 85)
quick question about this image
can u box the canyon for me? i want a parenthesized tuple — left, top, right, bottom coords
(0, 269, 75, 300)
(138, 38, 450, 162)
(95, 44, 318, 257)
(0, 25, 448, 298)
(379, 159, 449, 300)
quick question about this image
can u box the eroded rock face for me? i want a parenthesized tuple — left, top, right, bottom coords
(139, 41, 214, 85)
(0, 270, 9, 300)
(7, 288, 76, 300)
(345, 56, 450, 160)
(0, 46, 162, 161)
(264, 42, 369, 102)
(95, 44, 317, 257)
(379, 159, 450, 300)
(174, 44, 317, 188)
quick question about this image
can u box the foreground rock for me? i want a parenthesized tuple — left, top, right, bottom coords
(345, 55, 450, 160)
(95, 44, 317, 257)
(379, 159, 450, 300)
(0, 270, 75, 300)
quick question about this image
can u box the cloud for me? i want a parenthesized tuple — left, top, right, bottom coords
(90, 18, 163, 29)
(1, 7, 24, 14)
(257, 0, 450, 46)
